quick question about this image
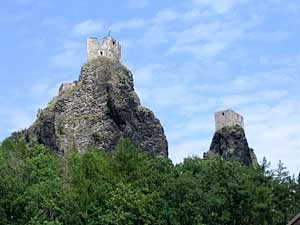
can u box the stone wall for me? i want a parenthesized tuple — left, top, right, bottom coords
(87, 36, 121, 62)
(215, 109, 244, 131)
(87, 38, 100, 62)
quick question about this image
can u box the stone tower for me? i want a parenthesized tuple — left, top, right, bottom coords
(215, 109, 244, 131)
(87, 34, 121, 62)
(205, 110, 257, 166)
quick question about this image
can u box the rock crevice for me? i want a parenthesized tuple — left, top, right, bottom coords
(27, 58, 168, 156)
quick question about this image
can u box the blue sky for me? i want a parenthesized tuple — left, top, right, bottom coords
(1, 0, 300, 175)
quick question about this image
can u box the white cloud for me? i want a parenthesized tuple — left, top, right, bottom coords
(30, 80, 52, 96)
(221, 90, 288, 108)
(243, 100, 300, 175)
(14, 0, 50, 7)
(167, 15, 259, 59)
(63, 40, 85, 50)
(72, 19, 104, 36)
(247, 31, 289, 42)
(259, 53, 300, 68)
(133, 64, 163, 87)
(51, 49, 84, 68)
(110, 18, 147, 32)
(169, 42, 228, 59)
(109, 9, 181, 34)
(167, 119, 214, 141)
(134, 55, 300, 174)
(50, 40, 85, 69)
(286, 2, 300, 14)
(128, 0, 149, 9)
(0, 108, 34, 136)
(15, 0, 299, 176)
(120, 40, 134, 49)
(152, 9, 179, 23)
(170, 139, 211, 163)
(166, 94, 300, 174)
(192, 0, 246, 14)
(9, 111, 34, 131)
(29, 78, 67, 101)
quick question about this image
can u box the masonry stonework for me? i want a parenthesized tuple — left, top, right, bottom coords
(215, 109, 244, 131)
(87, 35, 121, 62)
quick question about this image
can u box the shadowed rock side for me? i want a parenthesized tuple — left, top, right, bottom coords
(27, 58, 168, 156)
(205, 125, 257, 166)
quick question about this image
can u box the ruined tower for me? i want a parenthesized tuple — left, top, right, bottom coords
(215, 109, 244, 131)
(205, 109, 257, 166)
(87, 34, 121, 62)
(27, 34, 168, 157)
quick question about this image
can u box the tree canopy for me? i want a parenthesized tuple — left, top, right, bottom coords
(0, 135, 299, 225)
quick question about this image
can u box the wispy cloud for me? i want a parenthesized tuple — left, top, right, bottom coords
(220, 90, 288, 108)
(14, 0, 50, 7)
(128, 0, 149, 9)
(243, 100, 300, 174)
(170, 139, 211, 163)
(3, 0, 299, 175)
(247, 31, 289, 42)
(29, 78, 64, 99)
(192, 0, 247, 14)
(72, 19, 104, 36)
(110, 18, 147, 32)
(50, 40, 85, 68)
(0, 108, 35, 138)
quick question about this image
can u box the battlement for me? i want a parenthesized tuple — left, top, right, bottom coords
(215, 109, 244, 131)
(87, 35, 121, 62)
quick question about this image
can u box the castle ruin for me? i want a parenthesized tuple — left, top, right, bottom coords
(215, 109, 244, 131)
(87, 34, 121, 62)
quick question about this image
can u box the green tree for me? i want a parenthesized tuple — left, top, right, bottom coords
(0, 133, 299, 225)
(21, 144, 64, 224)
(99, 182, 158, 225)
(111, 138, 149, 187)
(66, 149, 113, 224)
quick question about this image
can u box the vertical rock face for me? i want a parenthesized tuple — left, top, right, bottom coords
(205, 125, 257, 166)
(27, 58, 168, 156)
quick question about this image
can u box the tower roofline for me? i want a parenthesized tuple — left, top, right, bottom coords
(215, 109, 240, 114)
(215, 109, 244, 131)
(87, 34, 121, 62)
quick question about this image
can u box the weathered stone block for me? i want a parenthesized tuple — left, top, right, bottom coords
(215, 109, 244, 131)
(87, 35, 121, 62)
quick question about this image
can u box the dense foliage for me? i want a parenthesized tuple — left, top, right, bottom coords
(0, 134, 299, 225)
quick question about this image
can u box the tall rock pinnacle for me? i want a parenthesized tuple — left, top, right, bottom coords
(27, 36, 168, 156)
(204, 110, 257, 166)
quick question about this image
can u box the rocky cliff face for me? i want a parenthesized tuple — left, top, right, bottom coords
(205, 125, 257, 166)
(27, 58, 168, 156)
